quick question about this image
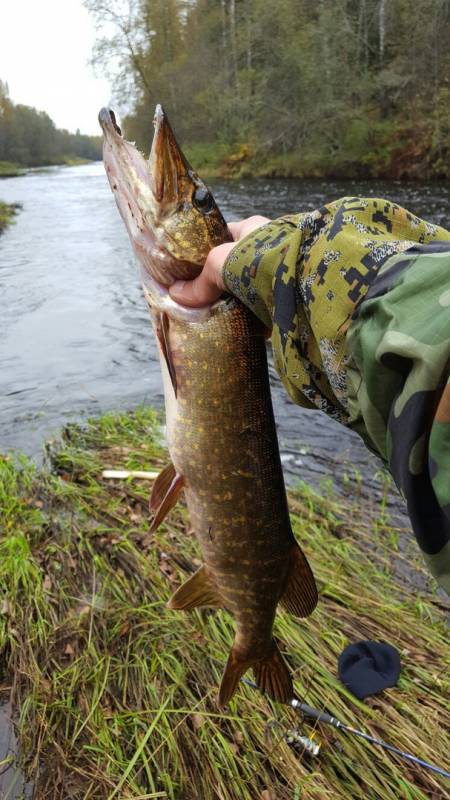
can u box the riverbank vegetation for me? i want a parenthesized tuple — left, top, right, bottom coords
(0, 80, 102, 169)
(0, 199, 19, 233)
(85, 0, 450, 180)
(1, 408, 449, 799)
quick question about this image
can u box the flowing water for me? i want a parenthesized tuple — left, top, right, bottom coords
(1, 164, 450, 794)
(1, 164, 450, 499)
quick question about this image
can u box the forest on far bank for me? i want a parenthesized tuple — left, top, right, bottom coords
(86, 0, 450, 180)
(0, 80, 102, 169)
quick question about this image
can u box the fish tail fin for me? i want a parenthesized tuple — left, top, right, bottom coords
(253, 641, 293, 704)
(218, 649, 251, 708)
(218, 640, 292, 708)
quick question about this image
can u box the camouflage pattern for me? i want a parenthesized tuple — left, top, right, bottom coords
(222, 197, 450, 592)
(347, 243, 450, 592)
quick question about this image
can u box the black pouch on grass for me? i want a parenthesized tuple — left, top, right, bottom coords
(338, 641, 400, 700)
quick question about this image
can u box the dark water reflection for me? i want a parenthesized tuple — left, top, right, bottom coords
(1, 164, 450, 512)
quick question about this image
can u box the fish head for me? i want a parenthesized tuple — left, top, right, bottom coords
(99, 105, 231, 287)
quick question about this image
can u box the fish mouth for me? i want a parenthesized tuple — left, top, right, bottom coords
(99, 105, 198, 285)
(98, 105, 192, 215)
(99, 104, 192, 206)
(98, 107, 123, 137)
(99, 104, 229, 287)
(148, 104, 193, 204)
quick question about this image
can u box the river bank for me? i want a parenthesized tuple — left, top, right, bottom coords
(0, 158, 97, 179)
(0, 199, 19, 233)
(186, 123, 450, 181)
(1, 407, 449, 800)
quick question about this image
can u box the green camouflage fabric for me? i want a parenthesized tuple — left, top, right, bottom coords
(222, 197, 450, 591)
(347, 243, 450, 593)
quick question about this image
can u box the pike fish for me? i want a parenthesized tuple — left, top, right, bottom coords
(99, 105, 318, 706)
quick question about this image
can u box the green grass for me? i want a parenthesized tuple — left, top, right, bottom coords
(0, 408, 449, 799)
(0, 200, 20, 233)
(56, 156, 94, 167)
(0, 161, 25, 178)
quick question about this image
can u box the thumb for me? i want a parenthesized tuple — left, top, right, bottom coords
(169, 242, 233, 307)
(169, 271, 222, 307)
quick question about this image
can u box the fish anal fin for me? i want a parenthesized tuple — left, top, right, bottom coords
(156, 312, 177, 396)
(218, 640, 293, 708)
(150, 462, 176, 513)
(149, 471, 184, 532)
(279, 542, 318, 618)
(167, 565, 222, 610)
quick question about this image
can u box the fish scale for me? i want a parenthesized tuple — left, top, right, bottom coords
(99, 103, 318, 706)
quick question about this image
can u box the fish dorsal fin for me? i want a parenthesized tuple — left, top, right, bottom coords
(149, 464, 184, 532)
(167, 565, 222, 610)
(156, 312, 177, 396)
(218, 640, 292, 708)
(279, 542, 318, 618)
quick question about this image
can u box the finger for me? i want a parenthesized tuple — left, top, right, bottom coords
(227, 221, 242, 240)
(228, 216, 270, 241)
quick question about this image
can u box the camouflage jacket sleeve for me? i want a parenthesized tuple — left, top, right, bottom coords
(222, 198, 450, 593)
(222, 197, 450, 424)
(346, 242, 450, 593)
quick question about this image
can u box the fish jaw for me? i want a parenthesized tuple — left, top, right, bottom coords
(99, 105, 232, 286)
(99, 106, 178, 284)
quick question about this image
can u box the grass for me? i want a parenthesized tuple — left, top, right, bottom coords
(0, 161, 25, 178)
(0, 407, 449, 799)
(0, 200, 20, 234)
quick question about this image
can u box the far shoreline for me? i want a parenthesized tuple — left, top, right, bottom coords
(0, 157, 101, 179)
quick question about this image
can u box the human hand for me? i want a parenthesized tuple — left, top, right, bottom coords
(169, 215, 270, 307)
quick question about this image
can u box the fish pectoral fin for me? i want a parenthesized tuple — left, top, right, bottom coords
(279, 542, 318, 618)
(218, 640, 292, 708)
(167, 565, 222, 610)
(150, 462, 176, 512)
(156, 312, 177, 396)
(149, 468, 184, 532)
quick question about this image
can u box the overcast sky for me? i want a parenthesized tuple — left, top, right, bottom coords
(1, 0, 112, 135)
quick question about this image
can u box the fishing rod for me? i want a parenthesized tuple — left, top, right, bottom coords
(240, 677, 450, 780)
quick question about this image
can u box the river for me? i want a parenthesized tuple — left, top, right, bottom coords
(1, 163, 450, 797)
(1, 163, 450, 509)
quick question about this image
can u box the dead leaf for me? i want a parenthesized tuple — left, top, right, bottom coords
(43, 574, 52, 591)
(1, 598, 10, 616)
(191, 714, 205, 731)
(158, 552, 177, 583)
(261, 790, 276, 800)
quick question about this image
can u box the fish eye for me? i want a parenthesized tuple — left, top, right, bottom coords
(193, 186, 215, 214)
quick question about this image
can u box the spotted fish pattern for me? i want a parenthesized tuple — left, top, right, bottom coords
(159, 298, 318, 706)
(222, 197, 450, 592)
